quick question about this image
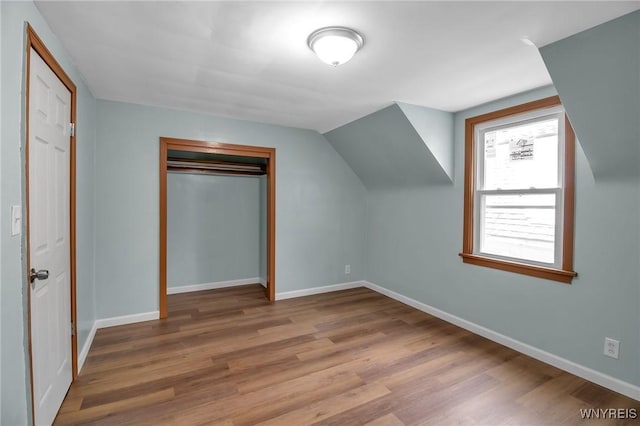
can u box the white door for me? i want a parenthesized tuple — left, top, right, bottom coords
(28, 47, 72, 426)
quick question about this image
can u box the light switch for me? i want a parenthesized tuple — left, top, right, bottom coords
(11, 205, 22, 236)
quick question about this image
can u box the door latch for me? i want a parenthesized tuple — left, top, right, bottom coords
(30, 268, 49, 284)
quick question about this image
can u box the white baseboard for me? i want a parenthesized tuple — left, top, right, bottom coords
(259, 278, 267, 288)
(94, 311, 160, 329)
(276, 281, 364, 300)
(77, 322, 97, 373)
(362, 281, 640, 401)
(74, 280, 640, 401)
(167, 277, 262, 295)
(77, 311, 159, 373)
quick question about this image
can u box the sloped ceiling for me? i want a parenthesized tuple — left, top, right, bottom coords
(396, 102, 454, 181)
(540, 11, 640, 179)
(324, 104, 453, 189)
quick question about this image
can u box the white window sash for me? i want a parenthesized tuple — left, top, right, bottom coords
(473, 106, 566, 269)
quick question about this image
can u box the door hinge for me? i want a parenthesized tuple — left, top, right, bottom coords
(69, 122, 76, 137)
(71, 322, 76, 336)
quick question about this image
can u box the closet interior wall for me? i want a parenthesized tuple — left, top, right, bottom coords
(166, 170, 265, 293)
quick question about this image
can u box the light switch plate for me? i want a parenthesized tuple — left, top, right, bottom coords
(11, 205, 22, 236)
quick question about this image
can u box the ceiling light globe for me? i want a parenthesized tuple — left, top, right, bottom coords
(308, 27, 364, 67)
(312, 35, 358, 66)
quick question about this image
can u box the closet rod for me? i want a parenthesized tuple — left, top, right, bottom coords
(167, 167, 265, 177)
(166, 158, 266, 176)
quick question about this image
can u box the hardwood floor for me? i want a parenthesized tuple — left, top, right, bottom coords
(55, 285, 639, 425)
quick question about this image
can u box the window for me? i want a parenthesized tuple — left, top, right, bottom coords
(460, 96, 577, 283)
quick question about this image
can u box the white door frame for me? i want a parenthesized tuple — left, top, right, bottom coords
(25, 24, 78, 420)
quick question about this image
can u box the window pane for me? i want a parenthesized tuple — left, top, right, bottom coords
(483, 117, 559, 190)
(480, 194, 556, 264)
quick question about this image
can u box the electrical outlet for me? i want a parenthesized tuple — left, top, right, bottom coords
(604, 337, 620, 359)
(344, 264, 351, 274)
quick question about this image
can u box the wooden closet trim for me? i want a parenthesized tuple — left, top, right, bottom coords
(159, 137, 276, 317)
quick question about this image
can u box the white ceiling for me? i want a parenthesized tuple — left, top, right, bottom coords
(36, 1, 640, 133)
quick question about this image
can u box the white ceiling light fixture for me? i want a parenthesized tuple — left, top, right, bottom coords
(307, 26, 364, 67)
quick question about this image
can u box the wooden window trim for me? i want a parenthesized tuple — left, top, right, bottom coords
(460, 96, 577, 284)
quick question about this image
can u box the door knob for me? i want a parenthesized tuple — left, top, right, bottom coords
(30, 268, 49, 284)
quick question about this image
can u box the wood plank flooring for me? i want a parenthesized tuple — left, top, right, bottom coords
(55, 285, 639, 425)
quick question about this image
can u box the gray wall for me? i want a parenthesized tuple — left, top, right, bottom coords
(167, 173, 261, 288)
(540, 11, 640, 179)
(365, 85, 640, 387)
(0, 1, 3, 419)
(1, 1, 98, 424)
(94, 99, 367, 318)
(75, 65, 98, 356)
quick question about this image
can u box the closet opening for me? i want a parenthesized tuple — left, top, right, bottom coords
(159, 137, 276, 318)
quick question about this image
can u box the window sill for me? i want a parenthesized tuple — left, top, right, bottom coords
(459, 253, 577, 284)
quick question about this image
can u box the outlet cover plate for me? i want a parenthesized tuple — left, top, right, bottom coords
(604, 337, 620, 359)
